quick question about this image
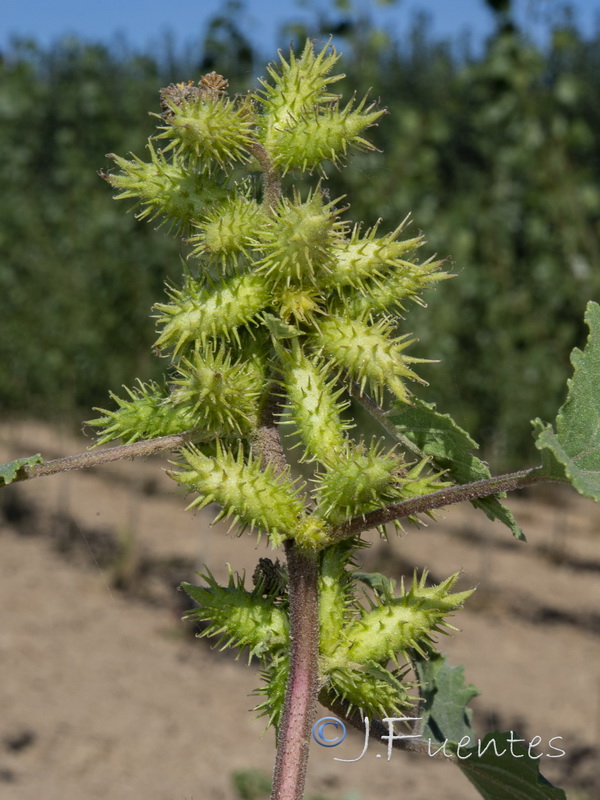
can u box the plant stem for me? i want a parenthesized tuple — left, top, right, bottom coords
(253, 379, 289, 476)
(320, 690, 453, 760)
(248, 140, 282, 210)
(252, 376, 320, 800)
(271, 540, 320, 800)
(253, 381, 320, 800)
(330, 466, 560, 542)
(1, 429, 216, 486)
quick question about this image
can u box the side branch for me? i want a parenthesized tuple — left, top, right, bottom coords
(2, 429, 215, 486)
(329, 467, 561, 542)
(320, 690, 445, 759)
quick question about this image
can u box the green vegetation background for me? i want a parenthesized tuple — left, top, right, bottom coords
(1, 0, 598, 470)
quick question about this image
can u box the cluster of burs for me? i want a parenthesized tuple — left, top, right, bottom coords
(92, 41, 471, 723)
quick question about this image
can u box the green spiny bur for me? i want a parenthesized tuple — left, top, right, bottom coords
(89, 380, 195, 445)
(268, 98, 384, 174)
(189, 194, 268, 268)
(254, 655, 290, 730)
(181, 571, 288, 660)
(318, 542, 357, 656)
(156, 94, 253, 167)
(325, 222, 424, 292)
(278, 342, 349, 464)
(171, 442, 308, 546)
(169, 346, 262, 434)
(332, 571, 474, 665)
(154, 271, 269, 355)
(314, 439, 406, 524)
(314, 314, 427, 403)
(104, 142, 227, 231)
(397, 458, 453, 514)
(253, 191, 346, 287)
(344, 256, 450, 317)
(256, 41, 343, 143)
(322, 662, 413, 719)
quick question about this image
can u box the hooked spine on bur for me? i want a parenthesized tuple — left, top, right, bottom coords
(94, 39, 466, 732)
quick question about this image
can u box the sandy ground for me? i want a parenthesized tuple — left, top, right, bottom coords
(1, 420, 599, 799)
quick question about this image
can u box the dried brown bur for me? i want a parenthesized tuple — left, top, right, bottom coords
(160, 72, 229, 118)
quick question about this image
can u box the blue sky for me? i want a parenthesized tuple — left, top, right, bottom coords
(2, 0, 600, 57)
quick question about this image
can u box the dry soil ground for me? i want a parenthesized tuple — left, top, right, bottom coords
(1, 421, 599, 799)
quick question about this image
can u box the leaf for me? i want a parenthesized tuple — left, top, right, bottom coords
(533, 301, 600, 501)
(530, 420, 566, 480)
(353, 570, 396, 599)
(0, 454, 43, 485)
(413, 653, 566, 799)
(413, 652, 479, 745)
(262, 312, 302, 340)
(387, 399, 526, 540)
(457, 732, 567, 800)
(476, 496, 525, 542)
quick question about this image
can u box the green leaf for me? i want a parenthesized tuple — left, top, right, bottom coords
(533, 301, 600, 501)
(457, 732, 567, 800)
(0, 454, 43, 485)
(413, 652, 479, 745)
(475, 497, 525, 541)
(353, 570, 396, 600)
(387, 399, 526, 540)
(413, 653, 566, 799)
(262, 312, 302, 340)
(531, 420, 566, 481)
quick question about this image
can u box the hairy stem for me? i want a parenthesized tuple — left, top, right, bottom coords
(271, 540, 320, 800)
(253, 379, 288, 476)
(249, 140, 282, 210)
(1, 429, 216, 486)
(330, 466, 560, 542)
(253, 381, 320, 800)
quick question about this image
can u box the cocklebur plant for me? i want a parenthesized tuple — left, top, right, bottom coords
(4, 40, 600, 800)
